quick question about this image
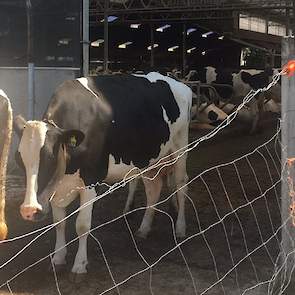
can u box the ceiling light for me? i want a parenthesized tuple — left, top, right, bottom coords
(202, 31, 214, 38)
(58, 38, 72, 45)
(168, 46, 179, 52)
(147, 44, 159, 50)
(187, 28, 197, 35)
(118, 41, 133, 49)
(91, 39, 104, 47)
(187, 47, 197, 53)
(156, 24, 171, 32)
(130, 24, 141, 29)
(100, 15, 118, 23)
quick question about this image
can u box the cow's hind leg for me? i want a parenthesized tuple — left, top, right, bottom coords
(70, 188, 96, 282)
(51, 204, 67, 273)
(249, 94, 264, 134)
(136, 175, 163, 239)
(123, 178, 139, 213)
(174, 158, 189, 239)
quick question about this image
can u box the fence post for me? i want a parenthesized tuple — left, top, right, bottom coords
(103, 0, 109, 73)
(83, 0, 89, 76)
(280, 36, 295, 291)
(26, 0, 35, 120)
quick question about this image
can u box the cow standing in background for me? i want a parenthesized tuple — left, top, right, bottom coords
(0, 90, 13, 241)
(14, 72, 197, 280)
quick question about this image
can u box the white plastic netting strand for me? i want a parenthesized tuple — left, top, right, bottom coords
(0, 70, 290, 295)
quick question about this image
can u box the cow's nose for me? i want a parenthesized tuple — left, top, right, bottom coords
(20, 205, 42, 221)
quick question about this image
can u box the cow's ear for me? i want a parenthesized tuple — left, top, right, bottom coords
(61, 130, 85, 148)
(14, 115, 27, 137)
(241, 71, 252, 84)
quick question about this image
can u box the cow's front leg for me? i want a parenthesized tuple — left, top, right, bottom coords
(137, 176, 163, 239)
(71, 188, 95, 278)
(51, 204, 67, 271)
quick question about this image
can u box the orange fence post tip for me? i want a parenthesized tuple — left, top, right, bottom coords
(283, 60, 295, 77)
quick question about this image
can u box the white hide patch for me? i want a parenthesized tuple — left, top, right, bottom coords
(18, 121, 48, 209)
(264, 99, 280, 113)
(0, 89, 8, 99)
(232, 72, 252, 98)
(77, 77, 99, 99)
(205, 66, 217, 84)
(105, 155, 138, 184)
(51, 171, 83, 208)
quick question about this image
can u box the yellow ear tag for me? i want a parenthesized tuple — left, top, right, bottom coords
(69, 136, 77, 147)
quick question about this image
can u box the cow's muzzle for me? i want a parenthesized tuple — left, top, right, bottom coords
(20, 204, 46, 222)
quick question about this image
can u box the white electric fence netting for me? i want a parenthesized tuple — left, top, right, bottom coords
(0, 70, 291, 294)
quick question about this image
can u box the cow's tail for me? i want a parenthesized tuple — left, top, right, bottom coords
(0, 94, 13, 240)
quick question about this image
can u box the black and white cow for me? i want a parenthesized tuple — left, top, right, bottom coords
(14, 72, 194, 278)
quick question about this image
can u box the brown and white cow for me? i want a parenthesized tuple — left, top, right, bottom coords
(0, 90, 13, 241)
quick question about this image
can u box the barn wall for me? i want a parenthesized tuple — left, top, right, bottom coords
(0, 67, 80, 164)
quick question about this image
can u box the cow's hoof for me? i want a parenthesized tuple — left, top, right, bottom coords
(48, 263, 67, 275)
(176, 230, 186, 240)
(68, 272, 87, 284)
(135, 230, 148, 240)
(176, 234, 186, 242)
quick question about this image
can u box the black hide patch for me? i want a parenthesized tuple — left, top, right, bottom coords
(194, 67, 208, 83)
(241, 70, 271, 90)
(215, 68, 234, 86)
(87, 74, 180, 168)
(194, 67, 234, 100)
(212, 68, 234, 99)
(208, 110, 218, 121)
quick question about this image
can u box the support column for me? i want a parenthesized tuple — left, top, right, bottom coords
(26, 0, 34, 120)
(278, 36, 295, 292)
(83, 0, 89, 76)
(150, 24, 155, 68)
(103, 0, 109, 73)
(286, 8, 290, 36)
(182, 23, 187, 78)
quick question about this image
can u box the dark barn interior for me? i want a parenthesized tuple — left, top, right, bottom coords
(88, 0, 291, 74)
(0, 0, 290, 73)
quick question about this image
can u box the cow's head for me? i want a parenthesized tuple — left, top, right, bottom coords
(14, 116, 84, 221)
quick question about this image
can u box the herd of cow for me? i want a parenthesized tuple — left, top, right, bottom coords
(184, 66, 281, 133)
(0, 67, 281, 281)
